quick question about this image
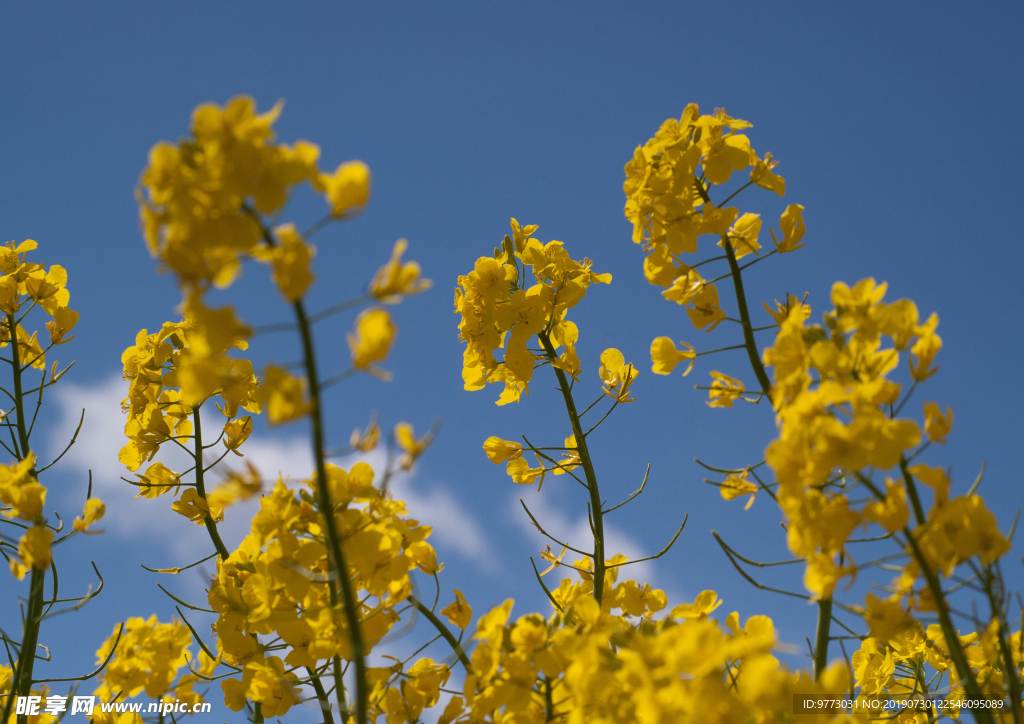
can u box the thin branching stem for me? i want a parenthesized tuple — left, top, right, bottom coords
(894, 464, 994, 723)
(538, 331, 607, 603)
(813, 599, 833, 682)
(982, 565, 1022, 724)
(306, 667, 335, 724)
(192, 408, 230, 560)
(583, 397, 620, 437)
(4, 312, 48, 724)
(530, 557, 563, 613)
(34, 622, 125, 684)
(713, 531, 811, 602)
(717, 179, 755, 208)
(603, 464, 649, 514)
(720, 235, 772, 394)
(309, 296, 372, 325)
(175, 606, 239, 671)
(519, 499, 591, 556)
(899, 456, 927, 527)
(605, 516, 685, 568)
(141, 552, 219, 575)
(408, 594, 472, 672)
(250, 209, 366, 723)
(37, 408, 84, 473)
(157, 583, 215, 613)
(294, 298, 368, 724)
(577, 394, 606, 419)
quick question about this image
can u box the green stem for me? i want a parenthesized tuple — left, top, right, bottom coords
(408, 594, 472, 672)
(983, 567, 1021, 724)
(293, 299, 368, 724)
(192, 408, 230, 560)
(813, 598, 832, 681)
(903, 529, 993, 724)
(249, 208, 361, 721)
(5, 313, 48, 724)
(721, 235, 772, 394)
(7, 316, 30, 461)
(306, 667, 335, 724)
(914, 658, 938, 724)
(867, 463, 994, 723)
(538, 331, 606, 603)
(899, 456, 927, 527)
(333, 657, 349, 724)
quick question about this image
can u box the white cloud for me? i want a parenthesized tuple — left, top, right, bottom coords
(511, 486, 657, 587)
(49, 375, 497, 572)
(48, 375, 313, 557)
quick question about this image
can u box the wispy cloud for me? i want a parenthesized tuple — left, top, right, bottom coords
(48, 375, 311, 557)
(511, 485, 657, 587)
(49, 375, 497, 572)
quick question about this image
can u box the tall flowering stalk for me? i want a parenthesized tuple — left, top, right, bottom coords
(0, 241, 116, 724)
(626, 104, 1021, 724)
(456, 225, 624, 599)
(118, 96, 440, 724)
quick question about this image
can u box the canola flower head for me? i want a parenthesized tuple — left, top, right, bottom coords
(250, 223, 315, 303)
(759, 277, 1012, 612)
(706, 370, 745, 408)
(598, 348, 638, 403)
(650, 336, 695, 376)
(201, 459, 443, 721)
(443, 577, 872, 724)
(350, 415, 381, 452)
(370, 239, 432, 304)
(119, 316, 261, 471)
(455, 220, 610, 405)
(94, 615, 195, 700)
(0, 240, 79, 377)
(396, 421, 433, 470)
(323, 160, 371, 217)
(348, 307, 396, 376)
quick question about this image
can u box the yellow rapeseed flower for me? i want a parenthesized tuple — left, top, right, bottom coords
(370, 239, 432, 303)
(348, 308, 396, 373)
(323, 160, 371, 217)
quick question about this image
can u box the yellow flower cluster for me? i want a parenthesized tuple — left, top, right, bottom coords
(761, 278, 1009, 601)
(208, 461, 441, 718)
(135, 95, 422, 425)
(108, 96, 443, 724)
(0, 456, 50, 576)
(119, 317, 265, 533)
(370, 657, 453, 724)
(0, 677, 59, 724)
(370, 239, 433, 304)
(137, 96, 370, 419)
(138, 96, 362, 294)
(72, 97, 1018, 724)
(623, 107, 809, 383)
(622, 104, 1022, 721)
(444, 571, 856, 724)
(0, 241, 101, 582)
(624, 104, 803, 322)
(853, 620, 1024, 715)
(92, 616, 210, 709)
(0, 240, 78, 353)
(455, 219, 610, 405)
(120, 319, 261, 474)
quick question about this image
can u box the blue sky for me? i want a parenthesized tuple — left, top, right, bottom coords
(2, 2, 1022, 718)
